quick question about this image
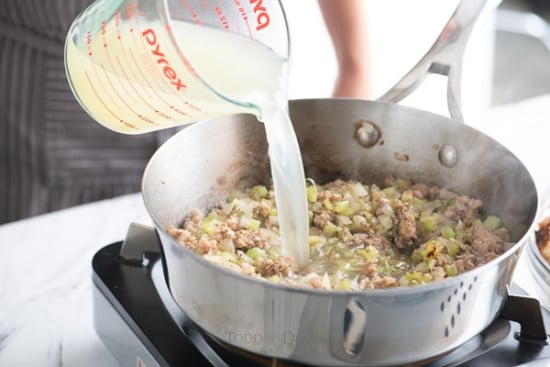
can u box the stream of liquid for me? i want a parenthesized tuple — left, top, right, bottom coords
(65, 19, 310, 267)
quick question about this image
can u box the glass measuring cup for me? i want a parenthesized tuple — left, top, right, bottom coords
(64, 0, 289, 134)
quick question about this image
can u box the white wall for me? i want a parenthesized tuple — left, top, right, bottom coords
(283, 0, 496, 122)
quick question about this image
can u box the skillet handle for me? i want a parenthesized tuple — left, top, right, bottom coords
(377, 0, 502, 122)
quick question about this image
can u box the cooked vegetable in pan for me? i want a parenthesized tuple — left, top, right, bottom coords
(168, 175, 509, 290)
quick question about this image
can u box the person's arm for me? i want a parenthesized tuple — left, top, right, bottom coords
(318, 0, 372, 99)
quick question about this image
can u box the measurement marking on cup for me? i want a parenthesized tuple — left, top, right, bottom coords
(114, 10, 122, 40)
(101, 20, 108, 47)
(121, 30, 164, 106)
(130, 25, 157, 100)
(232, 0, 253, 37)
(103, 53, 141, 118)
(84, 71, 137, 130)
(181, 0, 203, 25)
(125, 1, 133, 20)
(126, 49, 177, 123)
(215, 6, 230, 30)
(104, 52, 158, 125)
(91, 61, 120, 110)
(86, 31, 93, 56)
(115, 56, 139, 105)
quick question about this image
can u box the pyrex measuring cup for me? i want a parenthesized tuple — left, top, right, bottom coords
(64, 0, 289, 134)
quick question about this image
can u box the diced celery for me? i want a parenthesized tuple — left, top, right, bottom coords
(406, 271, 425, 285)
(327, 237, 340, 246)
(306, 184, 318, 203)
(336, 215, 352, 227)
(358, 246, 379, 261)
(358, 200, 373, 214)
(309, 235, 322, 245)
(249, 185, 268, 200)
(333, 241, 346, 252)
(336, 278, 352, 291)
(202, 219, 222, 236)
(420, 216, 436, 233)
(400, 190, 414, 204)
(323, 222, 339, 237)
(267, 247, 280, 259)
(421, 200, 442, 216)
(413, 198, 427, 211)
(334, 201, 353, 216)
(204, 211, 219, 221)
(444, 263, 458, 276)
(228, 191, 245, 201)
(323, 198, 333, 210)
(383, 186, 398, 199)
(483, 215, 501, 231)
(445, 198, 456, 208)
(248, 218, 261, 230)
(447, 241, 460, 256)
(441, 225, 455, 239)
(455, 229, 467, 242)
(246, 247, 266, 260)
(395, 178, 411, 190)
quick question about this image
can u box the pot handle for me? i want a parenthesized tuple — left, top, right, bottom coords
(119, 222, 162, 264)
(377, 0, 502, 122)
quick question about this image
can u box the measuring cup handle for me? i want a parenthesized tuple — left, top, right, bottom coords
(377, 0, 502, 122)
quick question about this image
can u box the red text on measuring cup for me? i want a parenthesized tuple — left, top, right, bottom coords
(250, 0, 270, 31)
(142, 28, 188, 92)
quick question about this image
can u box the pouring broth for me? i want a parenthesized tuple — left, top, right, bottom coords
(167, 175, 510, 290)
(157, 21, 311, 268)
(66, 17, 311, 266)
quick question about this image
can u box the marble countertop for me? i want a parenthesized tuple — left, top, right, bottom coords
(0, 193, 152, 366)
(1, 95, 550, 366)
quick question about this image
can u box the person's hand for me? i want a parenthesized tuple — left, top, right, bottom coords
(318, 0, 372, 99)
(332, 62, 371, 99)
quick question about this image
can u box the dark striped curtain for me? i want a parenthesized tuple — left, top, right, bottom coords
(0, 1, 172, 223)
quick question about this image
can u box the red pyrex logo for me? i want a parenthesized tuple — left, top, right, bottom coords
(142, 29, 187, 92)
(250, 0, 270, 31)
